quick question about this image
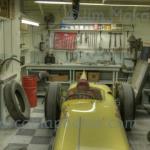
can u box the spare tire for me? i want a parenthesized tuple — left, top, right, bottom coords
(117, 83, 135, 131)
(45, 83, 61, 129)
(4, 80, 30, 123)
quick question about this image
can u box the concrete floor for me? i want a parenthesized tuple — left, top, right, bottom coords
(0, 99, 150, 150)
(127, 109, 150, 150)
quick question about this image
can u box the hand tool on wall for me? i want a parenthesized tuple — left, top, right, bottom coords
(94, 32, 96, 49)
(48, 31, 51, 49)
(80, 51, 82, 59)
(89, 32, 92, 48)
(93, 32, 95, 48)
(85, 32, 88, 44)
(99, 31, 102, 50)
(109, 32, 112, 51)
(96, 32, 98, 49)
(114, 33, 117, 48)
(80, 32, 83, 45)
(91, 32, 93, 48)
(119, 33, 122, 48)
(89, 32, 91, 48)
(66, 51, 69, 61)
(70, 52, 73, 62)
(90, 32, 92, 48)
(87, 31, 90, 47)
(119, 33, 122, 60)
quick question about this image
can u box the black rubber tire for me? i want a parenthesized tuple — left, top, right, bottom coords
(118, 83, 135, 131)
(4, 80, 30, 123)
(45, 83, 61, 129)
(147, 131, 150, 142)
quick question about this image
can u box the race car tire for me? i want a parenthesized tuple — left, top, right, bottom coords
(45, 83, 61, 129)
(147, 131, 150, 142)
(118, 83, 135, 131)
(4, 80, 30, 123)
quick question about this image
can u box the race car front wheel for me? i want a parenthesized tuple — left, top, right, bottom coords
(45, 83, 61, 129)
(147, 131, 150, 142)
(117, 83, 135, 131)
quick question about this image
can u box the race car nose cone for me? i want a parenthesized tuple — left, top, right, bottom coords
(80, 71, 87, 80)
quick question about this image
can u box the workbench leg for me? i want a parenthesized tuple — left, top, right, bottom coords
(112, 72, 116, 96)
(70, 70, 72, 84)
(72, 70, 75, 83)
(116, 72, 119, 82)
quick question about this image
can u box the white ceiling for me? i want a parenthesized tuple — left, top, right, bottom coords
(21, 0, 150, 22)
(22, 0, 150, 13)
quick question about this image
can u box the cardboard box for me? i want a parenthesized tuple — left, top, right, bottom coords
(49, 74, 68, 82)
(20, 23, 29, 31)
(88, 72, 100, 82)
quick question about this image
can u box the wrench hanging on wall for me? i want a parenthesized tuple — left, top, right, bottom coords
(99, 31, 102, 50)
(109, 32, 112, 51)
(114, 33, 117, 48)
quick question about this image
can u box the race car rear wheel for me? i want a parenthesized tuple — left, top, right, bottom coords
(45, 83, 61, 129)
(117, 83, 135, 131)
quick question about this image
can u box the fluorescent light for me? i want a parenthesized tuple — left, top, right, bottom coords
(35, 1, 150, 8)
(21, 19, 39, 26)
(35, 1, 71, 5)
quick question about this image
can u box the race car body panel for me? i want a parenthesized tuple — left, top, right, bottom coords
(53, 83, 130, 150)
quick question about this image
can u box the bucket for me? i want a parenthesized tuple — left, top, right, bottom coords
(22, 76, 37, 108)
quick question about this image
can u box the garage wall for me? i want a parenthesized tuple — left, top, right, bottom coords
(21, 6, 150, 65)
(0, 0, 21, 80)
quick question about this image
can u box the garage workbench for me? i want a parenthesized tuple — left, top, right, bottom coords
(21, 64, 121, 95)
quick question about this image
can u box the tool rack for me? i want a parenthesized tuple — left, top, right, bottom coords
(48, 23, 134, 51)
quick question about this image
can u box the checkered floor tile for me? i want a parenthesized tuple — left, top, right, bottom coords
(2, 99, 150, 150)
(3, 100, 53, 150)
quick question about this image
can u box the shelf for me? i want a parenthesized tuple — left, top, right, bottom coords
(0, 16, 9, 21)
(48, 23, 134, 33)
(46, 81, 71, 84)
(49, 29, 133, 33)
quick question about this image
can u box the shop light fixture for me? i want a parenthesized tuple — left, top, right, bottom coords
(35, 1, 71, 5)
(35, 0, 150, 8)
(21, 19, 40, 27)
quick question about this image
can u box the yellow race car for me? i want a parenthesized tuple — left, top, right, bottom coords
(45, 72, 135, 150)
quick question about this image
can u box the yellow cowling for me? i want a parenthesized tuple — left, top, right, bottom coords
(53, 83, 130, 150)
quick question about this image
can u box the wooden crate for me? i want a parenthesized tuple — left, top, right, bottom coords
(20, 23, 29, 32)
(88, 72, 100, 82)
(49, 74, 69, 82)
